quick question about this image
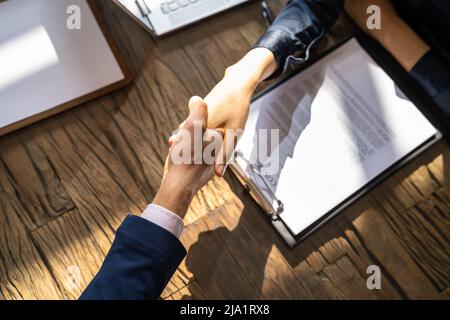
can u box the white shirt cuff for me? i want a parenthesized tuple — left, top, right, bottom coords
(140, 204, 184, 239)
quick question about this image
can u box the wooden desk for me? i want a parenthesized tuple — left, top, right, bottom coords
(0, 0, 448, 300)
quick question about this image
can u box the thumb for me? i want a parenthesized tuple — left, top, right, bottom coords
(187, 96, 208, 126)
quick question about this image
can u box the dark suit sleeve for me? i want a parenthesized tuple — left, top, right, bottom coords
(254, 0, 343, 78)
(410, 50, 450, 118)
(80, 215, 186, 300)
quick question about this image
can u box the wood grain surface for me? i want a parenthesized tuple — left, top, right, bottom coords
(0, 0, 448, 300)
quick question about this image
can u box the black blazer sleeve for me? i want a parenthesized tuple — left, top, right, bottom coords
(254, 0, 343, 78)
(80, 215, 186, 300)
(410, 50, 450, 118)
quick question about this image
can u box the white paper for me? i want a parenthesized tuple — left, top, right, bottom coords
(235, 39, 438, 236)
(0, 0, 125, 128)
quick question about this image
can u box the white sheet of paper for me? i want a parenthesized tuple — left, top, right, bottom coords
(235, 39, 438, 236)
(0, 0, 125, 128)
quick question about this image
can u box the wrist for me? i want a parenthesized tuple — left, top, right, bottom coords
(225, 48, 277, 89)
(375, 17, 430, 72)
(153, 177, 192, 219)
(374, 16, 404, 46)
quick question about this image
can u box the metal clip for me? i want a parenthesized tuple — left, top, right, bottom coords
(234, 150, 284, 219)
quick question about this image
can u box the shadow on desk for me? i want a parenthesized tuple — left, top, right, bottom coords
(181, 141, 450, 299)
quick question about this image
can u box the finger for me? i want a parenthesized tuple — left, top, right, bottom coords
(187, 96, 208, 127)
(202, 129, 223, 165)
(214, 129, 241, 177)
(168, 134, 177, 146)
(168, 127, 182, 145)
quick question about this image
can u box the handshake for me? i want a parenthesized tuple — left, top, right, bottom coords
(152, 95, 243, 220)
(152, 47, 278, 219)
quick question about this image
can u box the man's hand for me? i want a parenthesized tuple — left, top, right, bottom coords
(153, 96, 220, 219)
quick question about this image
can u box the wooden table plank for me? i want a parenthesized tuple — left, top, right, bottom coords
(30, 209, 112, 300)
(0, 162, 62, 299)
(0, 135, 74, 229)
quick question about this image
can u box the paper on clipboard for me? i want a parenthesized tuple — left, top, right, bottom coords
(233, 39, 438, 238)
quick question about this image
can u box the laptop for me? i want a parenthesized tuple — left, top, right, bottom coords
(113, 0, 251, 36)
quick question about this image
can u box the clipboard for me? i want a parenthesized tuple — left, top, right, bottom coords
(0, 0, 132, 136)
(230, 33, 447, 248)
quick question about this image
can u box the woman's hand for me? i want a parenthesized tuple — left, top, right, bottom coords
(204, 69, 255, 177)
(205, 68, 255, 134)
(205, 47, 277, 176)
